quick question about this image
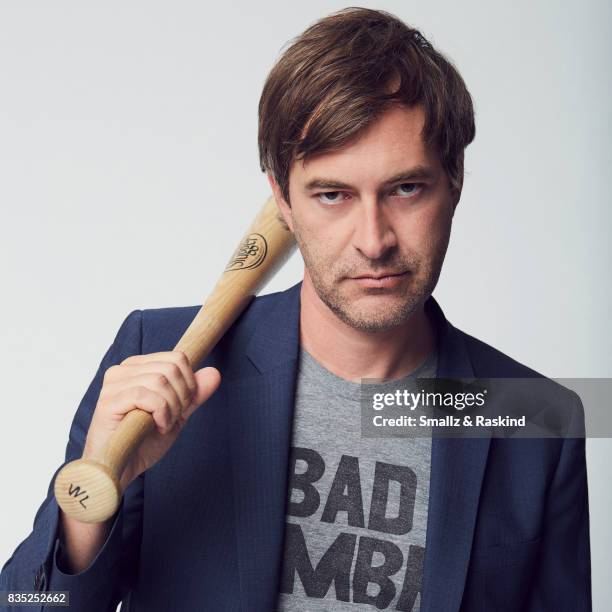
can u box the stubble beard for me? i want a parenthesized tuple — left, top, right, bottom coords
(294, 227, 450, 334)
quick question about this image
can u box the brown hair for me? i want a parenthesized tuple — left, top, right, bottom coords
(258, 7, 476, 204)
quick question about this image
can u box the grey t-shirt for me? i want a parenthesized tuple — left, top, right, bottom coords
(276, 346, 437, 611)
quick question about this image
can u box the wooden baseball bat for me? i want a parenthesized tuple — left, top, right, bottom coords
(54, 195, 296, 523)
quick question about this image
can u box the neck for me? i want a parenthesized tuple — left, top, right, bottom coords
(299, 273, 436, 383)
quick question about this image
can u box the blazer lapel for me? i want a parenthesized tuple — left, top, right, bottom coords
(228, 283, 301, 611)
(420, 298, 492, 612)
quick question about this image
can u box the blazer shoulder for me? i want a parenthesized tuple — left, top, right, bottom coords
(136, 288, 286, 356)
(456, 327, 545, 379)
(456, 327, 585, 433)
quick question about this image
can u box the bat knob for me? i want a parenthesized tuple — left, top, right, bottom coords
(54, 459, 121, 523)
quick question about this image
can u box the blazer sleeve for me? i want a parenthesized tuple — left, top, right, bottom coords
(0, 309, 145, 612)
(525, 391, 592, 611)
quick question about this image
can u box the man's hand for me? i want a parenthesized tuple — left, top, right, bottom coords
(83, 351, 221, 493)
(57, 351, 221, 575)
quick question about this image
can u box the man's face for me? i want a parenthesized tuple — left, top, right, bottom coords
(269, 104, 458, 333)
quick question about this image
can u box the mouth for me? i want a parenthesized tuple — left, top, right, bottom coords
(351, 270, 407, 280)
(349, 270, 409, 289)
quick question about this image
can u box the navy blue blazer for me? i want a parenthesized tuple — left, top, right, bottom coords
(1, 281, 591, 611)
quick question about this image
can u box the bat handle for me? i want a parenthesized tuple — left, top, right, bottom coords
(54, 409, 156, 523)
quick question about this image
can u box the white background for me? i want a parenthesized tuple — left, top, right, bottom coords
(1, 1, 610, 608)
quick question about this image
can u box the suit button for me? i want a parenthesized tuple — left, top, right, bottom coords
(33, 565, 45, 591)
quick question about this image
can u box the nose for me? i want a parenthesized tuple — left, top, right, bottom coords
(352, 198, 397, 260)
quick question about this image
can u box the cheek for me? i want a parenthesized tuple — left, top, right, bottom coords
(295, 211, 350, 261)
(401, 203, 453, 255)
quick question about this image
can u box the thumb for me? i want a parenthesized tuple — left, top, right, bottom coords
(184, 366, 221, 419)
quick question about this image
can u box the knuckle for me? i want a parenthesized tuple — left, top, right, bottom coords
(175, 350, 189, 366)
(168, 362, 181, 378)
(158, 405, 172, 428)
(132, 385, 148, 400)
(103, 365, 118, 381)
(153, 372, 169, 387)
(158, 396, 169, 411)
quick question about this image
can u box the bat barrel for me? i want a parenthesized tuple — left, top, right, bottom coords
(54, 196, 296, 523)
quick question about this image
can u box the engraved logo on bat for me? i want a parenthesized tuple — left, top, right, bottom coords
(225, 233, 268, 271)
(68, 483, 89, 508)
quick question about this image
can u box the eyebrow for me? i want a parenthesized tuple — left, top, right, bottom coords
(303, 165, 438, 192)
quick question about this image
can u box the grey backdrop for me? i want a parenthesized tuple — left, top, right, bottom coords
(1, 1, 610, 609)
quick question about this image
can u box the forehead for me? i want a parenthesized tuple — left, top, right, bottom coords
(290, 105, 440, 185)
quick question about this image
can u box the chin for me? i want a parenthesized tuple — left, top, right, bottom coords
(334, 302, 417, 333)
(344, 315, 406, 334)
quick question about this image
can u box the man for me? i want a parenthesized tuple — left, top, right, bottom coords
(0, 7, 590, 611)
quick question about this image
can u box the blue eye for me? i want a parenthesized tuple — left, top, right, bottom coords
(393, 183, 421, 197)
(314, 183, 422, 205)
(316, 191, 346, 205)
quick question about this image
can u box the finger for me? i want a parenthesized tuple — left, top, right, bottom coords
(105, 362, 194, 411)
(106, 371, 184, 428)
(182, 367, 222, 420)
(109, 385, 175, 434)
(118, 351, 196, 391)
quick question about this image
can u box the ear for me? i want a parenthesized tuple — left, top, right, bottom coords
(451, 188, 461, 217)
(267, 172, 294, 233)
(448, 172, 463, 217)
